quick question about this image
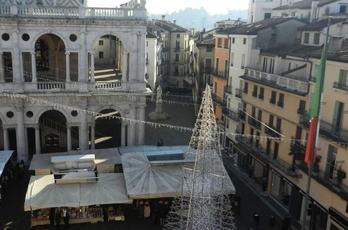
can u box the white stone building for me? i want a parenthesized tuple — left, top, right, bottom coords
(0, 0, 149, 161)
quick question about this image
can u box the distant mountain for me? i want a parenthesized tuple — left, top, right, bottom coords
(148, 7, 248, 31)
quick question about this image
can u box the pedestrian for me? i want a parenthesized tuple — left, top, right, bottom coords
(62, 208, 69, 229)
(282, 215, 291, 230)
(55, 210, 61, 229)
(269, 215, 276, 230)
(234, 195, 241, 213)
(253, 212, 260, 229)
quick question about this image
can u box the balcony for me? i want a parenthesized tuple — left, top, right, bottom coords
(212, 93, 226, 106)
(211, 68, 228, 80)
(277, 101, 284, 108)
(203, 67, 213, 74)
(270, 98, 276, 104)
(174, 59, 181, 64)
(239, 111, 246, 121)
(333, 82, 348, 91)
(300, 112, 348, 142)
(297, 108, 306, 115)
(222, 107, 239, 122)
(173, 72, 182, 77)
(225, 85, 233, 94)
(174, 48, 180, 52)
(0, 5, 147, 20)
(265, 125, 281, 138)
(248, 116, 261, 130)
(235, 88, 242, 98)
(241, 68, 308, 95)
(252, 91, 257, 97)
(258, 94, 264, 100)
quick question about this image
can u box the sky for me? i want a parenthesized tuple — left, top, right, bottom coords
(87, 0, 249, 15)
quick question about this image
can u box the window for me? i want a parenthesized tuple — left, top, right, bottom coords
(258, 87, 264, 100)
(232, 38, 235, 44)
(276, 117, 282, 131)
(206, 46, 213, 52)
(176, 34, 180, 38)
(99, 40, 103, 46)
(298, 100, 306, 114)
(175, 54, 179, 62)
(252, 85, 258, 97)
(304, 33, 309, 44)
(257, 110, 262, 129)
(175, 41, 180, 50)
(231, 52, 234, 66)
(217, 38, 222, 48)
(174, 66, 179, 74)
(263, 57, 268, 72)
(250, 128, 254, 144)
(313, 33, 320, 45)
(226, 120, 229, 129)
(332, 101, 344, 135)
(295, 126, 302, 140)
(99, 52, 104, 58)
(339, 5, 347, 13)
(325, 145, 337, 180)
(270, 91, 276, 104)
(243, 38, 246, 44)
(264, 13, 271, 19)
(269, 59, 275, 74)
(277, 93, 284, 108)
(241, 54, 246, 69)
(224, 38, 229, 49)
(288, 63, 291, 71)
(269, 114, 274, 126)
(338, 69, 348, 87)
(244, 82, 248, 94)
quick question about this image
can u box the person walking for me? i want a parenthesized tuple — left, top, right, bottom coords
(253, 212, 260, 229)
(55, 210, 61, 229)
(234, 195, 241, 213)
(269, 215, 276, 230)
(62, 208, 70, 229)
(282, 215, 291, 230)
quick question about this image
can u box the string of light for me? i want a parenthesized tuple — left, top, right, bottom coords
(1, 90, 347, 147)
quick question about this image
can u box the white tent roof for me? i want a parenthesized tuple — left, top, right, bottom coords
(24, 173, 132, 211)
(122, 152, 235, 199)
(0, 150, 14, 176)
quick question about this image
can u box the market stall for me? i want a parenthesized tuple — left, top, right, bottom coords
(0, 150, 14, 177)
(25, 173, 132, 227)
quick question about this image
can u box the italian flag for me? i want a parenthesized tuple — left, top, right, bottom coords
(304, 42, 328, 167)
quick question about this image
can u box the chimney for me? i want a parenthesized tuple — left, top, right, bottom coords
(173, 20, 176, 24)
(328, 37, 343, 52)
(162, 15, 165, 20)
(310, 0, 319, 23)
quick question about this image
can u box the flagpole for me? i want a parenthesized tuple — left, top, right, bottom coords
(300, 18, 331, 230)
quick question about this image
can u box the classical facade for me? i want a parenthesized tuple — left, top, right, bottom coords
(0, 0, 149, 161)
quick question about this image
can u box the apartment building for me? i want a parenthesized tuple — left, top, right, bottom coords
(0, 1, 148, 160)
(236, 17, 348, 229)
(154, 16, 192, 87)
(145, 31, 158, 90)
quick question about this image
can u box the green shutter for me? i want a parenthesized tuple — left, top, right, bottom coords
(331, 101, 339, 132)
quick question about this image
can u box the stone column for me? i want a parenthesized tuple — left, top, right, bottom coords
(90, 52, 95, 82)
(3, 127, 9, 150)
(127, 107, 136, 146)
(16, 106, 27, 161)
(121, 122, 126, 147)
(122, 50, 128, 82)
(90, 124, 95, 149)
(0, 52, 4, 82)
(31, 51, 37, 82)
(12, 30, 22, 83)
(67, 126, 72, 152)
(139, 32, 146, 81)
(79, 31, 87, 83)
(35, 126, 41, 154)
(65, 52, 71, 82)
(138, 105, 146, 145)
(79, 109, 88, 150)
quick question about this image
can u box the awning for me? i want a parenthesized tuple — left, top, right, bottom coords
(122, 152, 236, 199)
(0, 150, 14, 176)
(24, 173, 132, 211)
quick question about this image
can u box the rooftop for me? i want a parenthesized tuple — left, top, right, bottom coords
(273, 0, 339, 10)
(298, 18, 347, 31)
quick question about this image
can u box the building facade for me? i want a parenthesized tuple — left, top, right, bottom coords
(0, 0, 149, 161)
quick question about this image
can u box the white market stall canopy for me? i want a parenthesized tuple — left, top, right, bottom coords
(24, 173, 132, 211)
(122, 152, 236, 199)
(0, 150, 14, 176)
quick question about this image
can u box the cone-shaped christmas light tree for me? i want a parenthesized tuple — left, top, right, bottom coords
(165, 85, 236, 230)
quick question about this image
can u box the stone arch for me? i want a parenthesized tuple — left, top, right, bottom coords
(30, 31, 69, 50)
(34, 107, 72, 124)
(0, 112, 9, 125)
(88, 31, 129, 52)
(95, 105, 126, 119)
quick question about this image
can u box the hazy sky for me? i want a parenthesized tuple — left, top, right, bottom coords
(87, 0, 249, 15)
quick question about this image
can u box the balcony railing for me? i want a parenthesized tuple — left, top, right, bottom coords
(225, 85, 233, 94)
(248, 116, 261, 130)
(258, 94, 264, 100)
(211, 68, 228, 80)
(333, 82, 348, 91)
(265, 125, 281, 138)
(310, 76, 317, 83)
(300, 112, 348, 142)
(212, 93, 226, 106)
(222, 108, 239, 122)
(235, 88, 242, 98)
(0, 5, 147, 20)
(203, 67, 213, 74)
(297, 108, 306, 115)
(252, 91, 257, 97)
(239, 111, 246, 121)
(277, 101, 284, 108)
(270, 98, 276, 104)
(173, 72, 182, 76)
(243, 68, 308, 93)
